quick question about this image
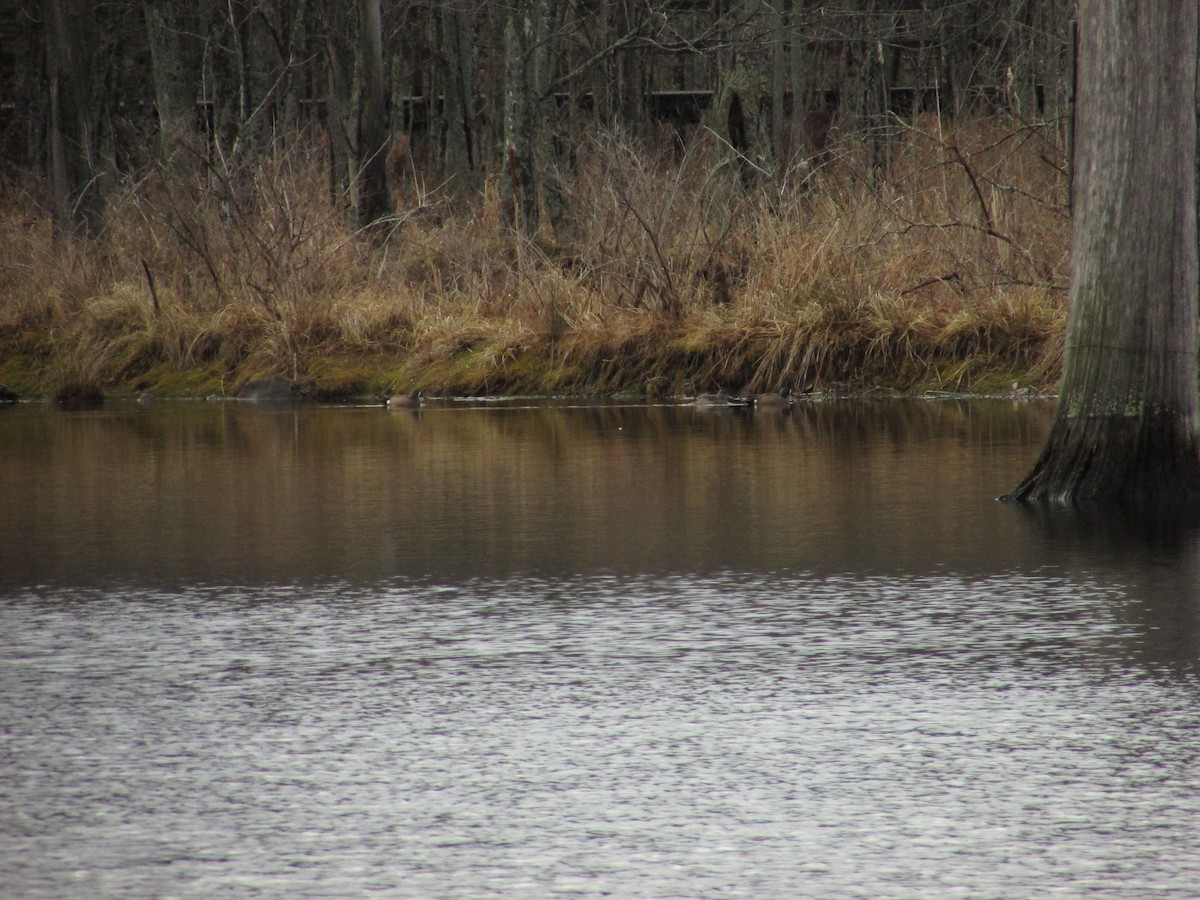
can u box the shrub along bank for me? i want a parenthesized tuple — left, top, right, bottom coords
(0, 119, 1068, 401)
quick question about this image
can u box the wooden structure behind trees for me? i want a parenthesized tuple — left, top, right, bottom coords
(1, 1, 1075, 234)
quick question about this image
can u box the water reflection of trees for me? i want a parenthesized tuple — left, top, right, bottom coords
(1, 399, 1063, 589)
(5, 398, 1192, 681)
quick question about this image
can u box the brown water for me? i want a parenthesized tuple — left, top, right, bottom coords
(0, 397, 1078, 584)
(2, 398, 1199, 897)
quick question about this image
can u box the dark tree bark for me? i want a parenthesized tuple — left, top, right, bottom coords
(711, 10, 772, 190)
(199, 2, 240, 163)
(45, 0, 103, 240)
(1002, 0, 1200, 505)
(503, 7, 537, 233)
(440, 0, 476, 193)
(615, 6, 645, 138)
(770, 1, 787, 178)
(504, 0, 560, 235)
(321, 0, 355, 214)
(590, 1, 617, 126)
(267, 0, 309, 135)
(142, 0, 200, 160)
(238, 0, 277, 152)
(0, 0, 1084, 239)
(356, 0, 394, 232)
(862, 36, 888, 178)
(200, 0, 278, 159)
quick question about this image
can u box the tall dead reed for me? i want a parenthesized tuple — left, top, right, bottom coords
(0, 115, 1069, 397)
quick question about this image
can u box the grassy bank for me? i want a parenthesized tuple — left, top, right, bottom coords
(0, 117, 1069, 400)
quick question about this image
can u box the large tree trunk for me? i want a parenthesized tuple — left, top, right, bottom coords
(1003, 0, 1200, 504)
(356, 0, 394, 233)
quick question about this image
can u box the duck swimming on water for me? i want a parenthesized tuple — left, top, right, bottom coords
(386, 390, 424, 409)
(752, 386, 794, 409)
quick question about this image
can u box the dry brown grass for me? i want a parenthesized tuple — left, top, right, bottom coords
(0, 115, 1069, 398)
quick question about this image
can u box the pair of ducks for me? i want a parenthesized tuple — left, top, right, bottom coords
(696, 387, 794, 408)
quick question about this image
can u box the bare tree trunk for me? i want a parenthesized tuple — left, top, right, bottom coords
(504, 9, 537, 234)
(441, 0, 476, 194)
(206, 0, 277, 158)
(534, 0, 565, 230)
(592, 1, 616, 126)
(770, 2, 787, 180)
(45, 0, 103, 241)
(863, 37, 888, 179)
(504, 0, 559, 236)
(142, 0, 199, 161)
(1003, 0, 1200, 504)
(320, 0, 355, 217)
(616, 7, 645, 140)
(241, 1, 277, 152)
(712, 8, 772, 192)
(274, 0, 309, 135)
(200, 2, 241, 165)
(789, 1, 827, 175)
(357, 0, 394, 233)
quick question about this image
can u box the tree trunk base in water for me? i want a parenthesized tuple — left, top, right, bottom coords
(1001, 412, 1200, 505)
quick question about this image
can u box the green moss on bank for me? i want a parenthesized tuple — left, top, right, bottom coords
(0, 309, 1065, 402)
(10, 336, 1059, 403)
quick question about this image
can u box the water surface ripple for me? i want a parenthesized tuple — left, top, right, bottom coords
(3, 401, 1199, 897)
(3, 572, 1198, 898)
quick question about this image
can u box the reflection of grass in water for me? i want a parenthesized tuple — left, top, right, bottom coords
(52, 378, 105, 409)
(0, 398, 1056, 586)
(0, 118, 1067, 399)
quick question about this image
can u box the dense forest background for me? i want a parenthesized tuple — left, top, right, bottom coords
(0, 1, 1076, 398)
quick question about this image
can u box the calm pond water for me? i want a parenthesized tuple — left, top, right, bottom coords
(2, 397, 1199, 898)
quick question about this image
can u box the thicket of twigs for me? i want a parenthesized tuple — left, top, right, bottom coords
(0, 115, 1069, 399)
